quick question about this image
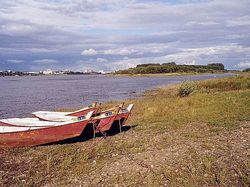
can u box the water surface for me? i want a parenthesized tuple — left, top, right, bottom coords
(0, 73, 234, 118)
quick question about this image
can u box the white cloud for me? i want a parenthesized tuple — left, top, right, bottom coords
(30, 48, 58, 53)
(7, 59, 24, 64)
(159, 44, 250, 64)
(236, 62, 250, 68)
(96, 58, 107, 62)
(112, 58, 140, 70)
(184, 60, 196, 65)
(103, 48, 138, 55)
(81, 48, 97, 56)
(0, 24, 36, 36)
(33, 59, 58, 64)
(226, 16, 250, 27)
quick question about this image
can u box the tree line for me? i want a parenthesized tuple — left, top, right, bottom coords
(115, 62, 226, 74)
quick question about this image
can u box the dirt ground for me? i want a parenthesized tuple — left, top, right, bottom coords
(1, 121, 249, 186)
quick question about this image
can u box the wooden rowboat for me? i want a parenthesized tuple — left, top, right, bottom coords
(31, 104, 134, 133)
(32, 102, 99, 121)
(93, 104, 134, 133)
(0, 111, 93, 148)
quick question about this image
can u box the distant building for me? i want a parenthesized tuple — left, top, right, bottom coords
(42, 69, 53, 75)
(54, 71, 65, 75)
(98, 70, 106, 74)
(84, 69, 94, 74)
(26, 71, 39, 76)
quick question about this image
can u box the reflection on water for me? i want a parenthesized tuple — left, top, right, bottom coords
(0, 73, 234, 118)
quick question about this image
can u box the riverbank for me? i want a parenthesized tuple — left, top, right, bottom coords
(111, 71, 239, 77)
(1, 72, 249, 186)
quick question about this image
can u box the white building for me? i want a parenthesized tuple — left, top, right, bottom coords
(43, 69, 53, 75)
(98, 70, 106, 74)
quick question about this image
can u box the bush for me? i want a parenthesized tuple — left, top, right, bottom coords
(177, 81, 197, 97)
(243, 68, 250, 72)
(207, 63, 225, 70)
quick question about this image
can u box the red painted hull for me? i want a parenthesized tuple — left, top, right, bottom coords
(115, 112, 130, 126)
(94, 116, 116, 133)
(0, 120, 89, 148)
(93, 111, 131, 133)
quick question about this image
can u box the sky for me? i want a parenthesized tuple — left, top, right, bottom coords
(0, 0, 250, 72)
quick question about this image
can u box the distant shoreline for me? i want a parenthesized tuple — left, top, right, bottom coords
(0, 73, 107, 77)
(0, 71, 238, 78)
(0, 72, 237, 78)
(110, 71, 239, 77)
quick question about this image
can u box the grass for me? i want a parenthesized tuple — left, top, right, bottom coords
(0, 72, 250, 186)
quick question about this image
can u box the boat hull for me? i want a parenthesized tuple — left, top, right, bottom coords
(0, 120, 89, 148)
(92, 116, 116, 133)
(115, 112, 130, 126)
(94, 111, 131, 133)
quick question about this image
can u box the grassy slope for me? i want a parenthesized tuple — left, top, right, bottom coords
(1, 73, 250, 186)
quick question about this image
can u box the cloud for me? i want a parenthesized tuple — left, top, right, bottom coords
(0, 23, 36, 36)
(81, 48, 97, 56)
(33, 59, 58, 64)
(103, 48, 138, 55)
(0, 0, 249, 71)
(7, 59, 24, 64)
(184, 60, 196, 65)
(96, 58, 107, 62)
(236, 62, 250, 69)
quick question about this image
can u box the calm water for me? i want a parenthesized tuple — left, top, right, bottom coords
(0, 73, 234, 118)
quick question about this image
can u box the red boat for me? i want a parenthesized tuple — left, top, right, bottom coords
(31, 103, 134, 134)
(93, 104, 134, 133)
(0, 111, 93, 148)
(91, 107, 121, 133)
(114, 104, 134, 132)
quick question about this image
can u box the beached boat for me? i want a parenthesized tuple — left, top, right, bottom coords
(93, 104, 134, 133)
(32, 102, 99, 121)
(31, 104, 134, 133)
(0, 111, 93, 148)
(114, 104, 134, 131)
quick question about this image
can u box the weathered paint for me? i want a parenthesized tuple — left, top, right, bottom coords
(93, 115, 117, 133)
(0, 120, 90, 148)
(94, 106, 133, 133)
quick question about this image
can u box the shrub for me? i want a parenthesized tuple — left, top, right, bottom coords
(243, 68, 250, 72)
(178, 81, 197, 97)
(207, 63, 225, 70)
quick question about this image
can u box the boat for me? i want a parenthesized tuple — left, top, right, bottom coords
(0, 111, 93, 148)
(32, 102, 99, 121)
(0, 103, 134, 148)
(31, 103, 134, 133)
(93, 104, 134, 133)
(114, 104, 134, 132)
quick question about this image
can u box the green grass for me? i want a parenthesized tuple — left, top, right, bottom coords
(1, 72, 250, 186)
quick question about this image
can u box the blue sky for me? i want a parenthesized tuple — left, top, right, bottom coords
(0, 0, 250, 71)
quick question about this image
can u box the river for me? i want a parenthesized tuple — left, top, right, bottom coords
(0, 73, 234, 118)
